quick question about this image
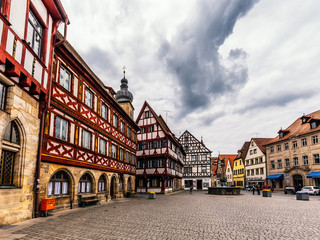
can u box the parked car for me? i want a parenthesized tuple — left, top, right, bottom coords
(301, 186, 320, 195)
(284, 186, 297, 194)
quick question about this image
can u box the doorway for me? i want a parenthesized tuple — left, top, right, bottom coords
(110, 176, 116, 199)
(197, 180, 203, 190)
(293, 174, 303, 189)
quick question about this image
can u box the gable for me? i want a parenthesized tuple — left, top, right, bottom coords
(179, 130, 211, 154)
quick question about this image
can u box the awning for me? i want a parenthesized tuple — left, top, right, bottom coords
(266, 174, 283, 180)
(307, 172, 320, 178)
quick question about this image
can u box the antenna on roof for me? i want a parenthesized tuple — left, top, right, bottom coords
(162, 110, 170, 123)
(123, 66, 126, 78)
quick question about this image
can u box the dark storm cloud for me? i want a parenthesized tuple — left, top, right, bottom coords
(236, 89, 317, 113)
(160, 0, 258, 117)
(81, 47, 118, 84)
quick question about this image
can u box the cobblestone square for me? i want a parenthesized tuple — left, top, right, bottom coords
(1, 191, 320, 240)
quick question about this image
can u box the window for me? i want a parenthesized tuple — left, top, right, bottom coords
(250, 159, 254, 165)
(259, 157, 263, 163)
(27, 10, 43, 57)
(1, 121, 21, 186)
(99, 138, 106, 155)
(256, 169, 259, 175)
(126, 152, 130, 163)
(312, 136, 318, 144)
(191, 155, 196, 161)
(260, 168, 264, 174)
(184, 136, 188, 142)
(284, 142, 289, 150)
(101, 103, 108, 120)
(303, 156, 308, 165)
(127, 127, 131, 138)
(113, 114, 118, 128)
(132, 132, 136, 142)
(137, 160, 144, 169)
(292, 141, 297, 148)
(255, 158, 258, 164)
(279, 132, 284, 139)
(314, 154, 320, 164)
(110, 145, 117, 159)
(119, 148, 124, 161)
(277, 160, 282, 168)
(293, 157, 299, 166)
(59, 65, 71, 91)
(120, 121, 125, 134)
(55, 116, 68, 141)
(254, 149, 257, 154)
(98, 175, 106, 192)
(246, 160, 249, 166)
(158, 159, 165, 168)
(277, 145, 281, 152)
(140, 127, 145, 133)
(250, 150, 253, 155)
(251, 169, 254, 175)
(0, 82, 7, 111)
(48, 171, 69, 196)
(82, 130, 91, 150)
(301, 138, 307, 147)
(201, 165, 206, 173)
(78, 173, 92, 193)
(161, 139, 167, 148)
(247, 170, 250, 176)
(84, 88, 93, 108)
(311, 121, 317, 129)
(271, 161, 275, 169)
(184, 167, 192, 173)
(152, 159, 157, 168)
(132, 155, 136, 165)
(270, 147, 274, 153)
(145, 111, 149, 118)
(148, 125, 154, 132)
(285, 158, 290, 167)
(201, 155, 206, 161)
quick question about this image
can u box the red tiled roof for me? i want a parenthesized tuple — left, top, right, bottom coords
(266, 110, 320, 145)
(211, 157, 219, 175)
(218, 154, 237, 171)
(251, 138, 273, 154)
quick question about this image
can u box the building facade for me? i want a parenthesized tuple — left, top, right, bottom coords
(0, 0, 68, 226)
(265, 111, 320, 190)
(244, 138, 271, 187)
(179, 131, 212, 190)
(39, 35, 139, 210)
(222, 155, 237, 187)
(135, 102, 184, 193)
(233, 142, 250, 188)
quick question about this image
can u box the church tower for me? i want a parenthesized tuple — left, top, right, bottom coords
(115, 68, 134, 119)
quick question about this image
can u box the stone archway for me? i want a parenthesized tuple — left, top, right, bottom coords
(293, 174, 303, 188)
(110, 176, 116, 199)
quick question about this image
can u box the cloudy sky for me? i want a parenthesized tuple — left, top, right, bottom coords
(60, 0, 320, 156)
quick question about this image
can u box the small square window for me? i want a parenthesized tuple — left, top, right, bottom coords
(292, 141, 298, 149)
(312, 136, 318, 144)
(284, 143, 289, 150)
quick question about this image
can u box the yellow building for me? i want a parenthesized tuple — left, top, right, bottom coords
(233, 142, 250, 188)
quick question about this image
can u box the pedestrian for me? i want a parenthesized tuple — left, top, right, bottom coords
(190, 185, 193, 194)
(252, 185, 255, 195)
(257, 184, 261, 195)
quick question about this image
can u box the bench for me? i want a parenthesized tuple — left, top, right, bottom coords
(78, 194, 100, 207)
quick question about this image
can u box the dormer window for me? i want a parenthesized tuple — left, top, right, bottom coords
(300, 116, 311, 124)
(311, 121, 317, 129)
(279, 132, 284, 139)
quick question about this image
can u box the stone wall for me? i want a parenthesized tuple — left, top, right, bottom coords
(39, 162, 135, 211)
(0, 84, 40, 227)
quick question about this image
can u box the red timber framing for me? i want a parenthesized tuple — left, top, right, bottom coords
(42, 33, 139, 175)
(0, 0, 68, 116)
(135, 101, 185, 193)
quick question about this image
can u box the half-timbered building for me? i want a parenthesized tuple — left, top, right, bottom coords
(39, 33, 139, 210)
(0, 0, 68, 226)
(179, 131, 212, 190)
(136, 101, 185, 193)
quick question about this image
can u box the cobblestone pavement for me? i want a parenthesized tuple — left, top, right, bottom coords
(1, 190, 320, 240)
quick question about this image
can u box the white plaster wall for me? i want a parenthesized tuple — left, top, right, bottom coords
(73, 76, 78, 97)
(70, 123, 75, 144)
(43, 71, 48, 89)
(49, 112, 54, 137)
(6, 31, 14, 55)
(24, 49, 34, 75)
(45, 16, 52, 66)
(15, 40, 23, 64)
(9, 0, 27, 39)
(31, 0, 47, 24)
(34, 60, 42, 84)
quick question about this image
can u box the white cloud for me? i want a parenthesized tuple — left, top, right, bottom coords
(60, 0, 320, 156)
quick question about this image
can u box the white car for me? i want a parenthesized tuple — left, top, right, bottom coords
(301, 186, 320, 195)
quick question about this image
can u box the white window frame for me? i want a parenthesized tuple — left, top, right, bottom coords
(84, 88, 93, 108)
(111, 144, 117, 159)
(101, 103, 108, 120)
(55, 116, 68, 141)
(59, 65, 71, 91)
(99, 138, 106, 155)
(82, 129, 91, 150)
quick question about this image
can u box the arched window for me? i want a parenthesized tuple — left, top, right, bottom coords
(48, 171, 69, 196)
(98, 175, 106, 192)
(1, 121, 20, 186)
(78, 173, 92, 193)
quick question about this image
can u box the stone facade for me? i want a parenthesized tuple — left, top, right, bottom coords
(0, 83, 40, 226)
(39, 162, 135, 210)
(266, 111, 320, 190)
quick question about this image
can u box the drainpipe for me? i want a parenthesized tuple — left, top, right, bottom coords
(33, 16, 69, 218)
